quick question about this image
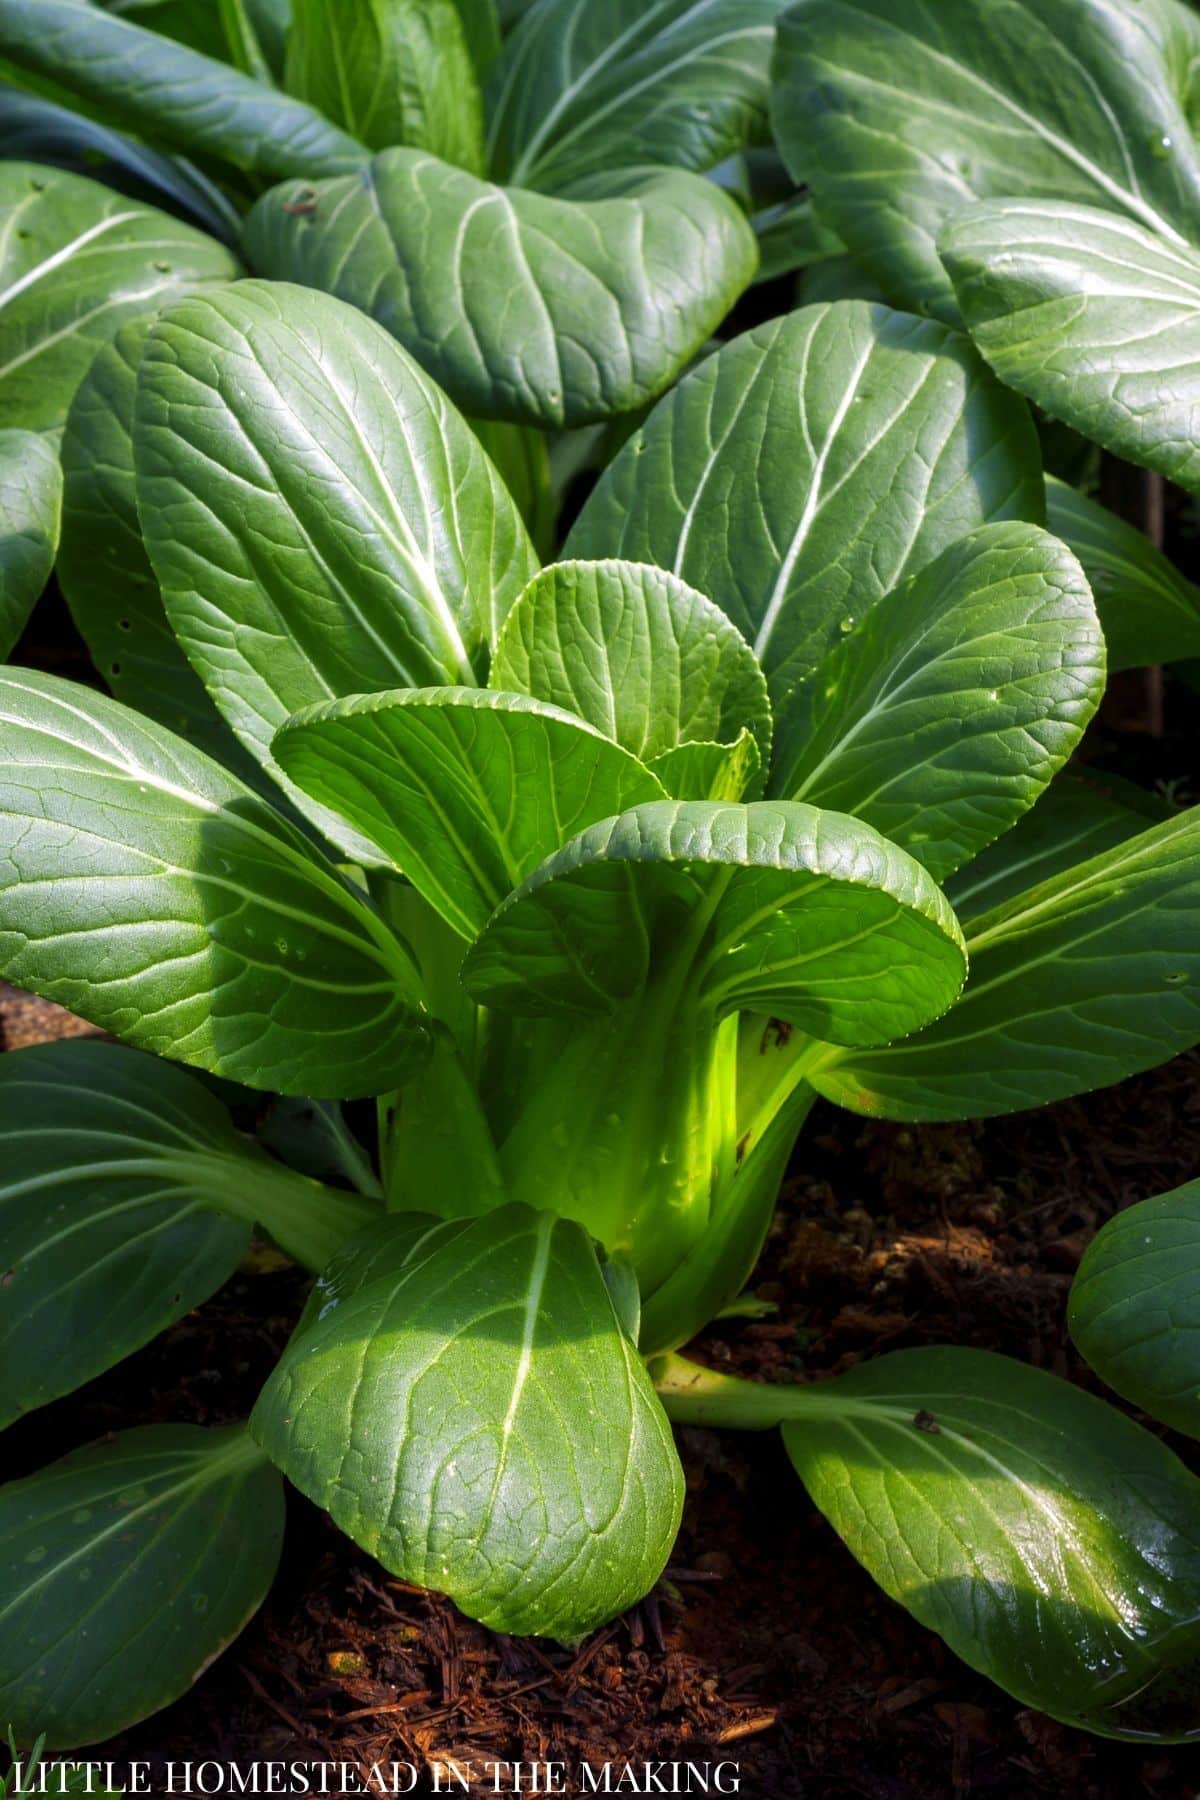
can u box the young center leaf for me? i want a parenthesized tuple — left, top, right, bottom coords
(132, 280, 538, 851)
(810, 806, 1200, 1119)
(251, 1205, 685, 1639)
(275, 687, 666, 940)
(0, 0, 369, 181)
(0, 162, 238, 435)
(0, 1425, 285, 1749)
(0, 669, 430, 1097)
(771, 521, 1105, 881)
(770, 0, 1200, 320)
(1046, 476, 1200, 672)
(565, 302, 1042, 761)
(490, 559, 772, 766)
(0, 429, 60, 659)
(241, 152, 758, 427)
(485, 0, 790, 194)
(942, 200, 1200, 492)
(285, 0, 485, 169)
(1070, 1181, 1200, 1440)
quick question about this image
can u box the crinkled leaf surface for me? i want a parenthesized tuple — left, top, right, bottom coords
(251, 1205, 684, 1639)
(58, 318, 252, 774)
(133, 281, 537, 853)
(0, 669, 430, 1097)
(773, 521, 1104, 881)
(770, 0, 1200, 321)
(0, 161, 237, 434)
(285, 0, 484, 168)
(0, 1040, 252, 1428)
(462, 798, 966, 1042)
(1071, 1181, 1200, 1440)
(943, 200, 1200, 492)
(0, 1425, 284, 1749)
(276, 688, 666, 940)
(0, 427, 59, 658)
(648, 730, 762, 803)
(1046, 476, 1200, 672)
(490, 559, 771, 765)
(241, 151, 758, 427)
(0, 0, 368, 180)
(811, 807, 1200, 1118)
(565, 302, 1042, 760)
(781, 1347, 1200, 1740)
(486, 0, 790, 194)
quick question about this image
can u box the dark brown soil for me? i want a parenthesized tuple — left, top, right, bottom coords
(6, 983, 1200, 1800)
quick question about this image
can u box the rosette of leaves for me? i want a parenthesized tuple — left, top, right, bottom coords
(3, 280, 1200, 1746)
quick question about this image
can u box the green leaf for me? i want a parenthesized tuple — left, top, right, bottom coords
(133, 281, 538, 853)
(776, 1349, 1200, 1739)
(0, 1424, 285, 1749)
(99, 0, 231, 62)
(452, 0, 500, 84)
(485, 0, 789, 195)
(752, 190, 845, 284)
(0, 0, 368, 181)
(1071, 1181, 1200, 1440)
(275, 687, 666, 941)
(772, 521, 1104, 882)
(565, 302, 1043, 762)
(462, 798, 966, 1043)
(490, 559, 772, 766)
(0, 429, 59, 659)
(811, 806, 1200, 1119)
(58, 319, 253, 774)
(1046, 477, 1200, 672)
(241, 152, 758, 428)
(945, 767, 1169, 925)
(285, 0, 484, 169)
(0, 162, 238, 435)
(0, 668, 431, 1097)
(648, 730, 762, 803)
(0, 1040, 254, 1427)
(943, 200, 1200, 493)
(469, 417, 555, 559)
(251, 1205, 684, 1638)
(771, 0, 1200, 322)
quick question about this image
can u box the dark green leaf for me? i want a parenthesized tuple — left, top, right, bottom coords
(0, 428, 59, 658)
(0, 161, 237, 434)
(251, 1205, 684, 1638)
(241, 152, 758, 428)
(0, 1425, 285, 1748)
(772, 521, 1104, 881)
(0, 669, 431, 1097)
(1071, 1181, 1200, 1439)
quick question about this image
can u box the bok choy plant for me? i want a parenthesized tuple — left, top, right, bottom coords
(3, 278, 1200, 1749)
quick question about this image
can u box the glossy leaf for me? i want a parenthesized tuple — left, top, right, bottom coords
(1046, 477, 1200, 672)
(58, 319, 252, 774)
(0, 669, 430, 1097)
(0, 428, 59, 658)
(242, 151, 758, 427)
(0, 0, 368, 181)
(0, 1425, 285, 1749)
(462, 798, 966, 1043)
(780, 1348, 1200, 1739)
(773, 521, 1104, 881)
(490, 559, 772, 765)
(1071, 1181, 1200, 1440)
(0, 162, 237, 434)
(565, 302, 1042, 757)
(486, 0, 790, 194)
(771, 0, 1200, 321)
(0, 1040, 252, 1427)
(811, 807, 1200, 1119)
(275, 687, 666, 940)
(251, 1205, 684, 1638)
(649, 730, 762, 803)
(285, 0, 484, 169)
(943, 200, 1200, 492)
(133, 281, 537, 850)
